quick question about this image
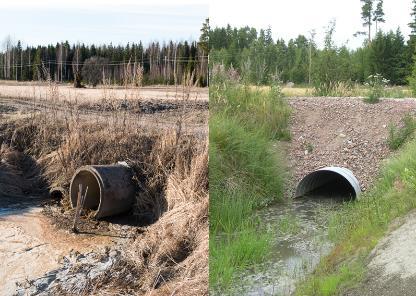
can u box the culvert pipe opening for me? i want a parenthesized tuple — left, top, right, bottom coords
(69, 164, 136, 219)
(295, 167, 361, 200)
(49, 187, 66, 200)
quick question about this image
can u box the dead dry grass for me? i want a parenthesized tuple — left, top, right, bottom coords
(0, 80, 208, 294)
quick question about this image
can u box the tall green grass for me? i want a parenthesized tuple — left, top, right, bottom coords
(296, 137, 416, 295)
(210, 83, 291, 140)
(209, 79, 291, 290)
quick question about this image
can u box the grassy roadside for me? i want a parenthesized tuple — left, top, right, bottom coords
(295, 137, 416, 295)
(209, 77, 291, 290)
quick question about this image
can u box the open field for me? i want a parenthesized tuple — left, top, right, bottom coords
(0, 82, 208, 295)
(0, 80, 208, 103)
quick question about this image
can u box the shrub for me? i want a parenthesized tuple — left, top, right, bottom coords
(82, 56, 109, 87)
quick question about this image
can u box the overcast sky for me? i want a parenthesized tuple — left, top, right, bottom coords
(0, 0, 208, 47)
(210, 0, 414, 48)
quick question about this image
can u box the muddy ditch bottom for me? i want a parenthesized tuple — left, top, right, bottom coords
(231, 197, 344, 296)
(0, 198, 133, 295)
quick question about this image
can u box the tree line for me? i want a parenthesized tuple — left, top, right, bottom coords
(0, 37, 208, 87)
(209, 0, 416, 89)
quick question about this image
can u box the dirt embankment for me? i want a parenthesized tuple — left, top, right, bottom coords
(286, 97, 416, 193)
(344, 211, 416, 296)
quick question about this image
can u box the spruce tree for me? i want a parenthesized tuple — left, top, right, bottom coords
(410, 0, 416, 37)
(199, 18, 209, 53)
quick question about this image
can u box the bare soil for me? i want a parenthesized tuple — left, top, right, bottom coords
(0, 94, 208, 135)
(286, 97, 416, 193)
(0, 81, 208, 102)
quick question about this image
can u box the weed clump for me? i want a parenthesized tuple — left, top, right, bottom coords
(364, 73, 389, 103)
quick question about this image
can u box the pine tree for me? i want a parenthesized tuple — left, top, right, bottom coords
(199, 18, 209, 52)
(361, 0, 374, 42)
(373, 0, 385, 33)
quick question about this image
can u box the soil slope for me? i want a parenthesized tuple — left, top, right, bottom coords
(343, 211, 416, 296)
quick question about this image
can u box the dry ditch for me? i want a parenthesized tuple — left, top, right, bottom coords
(0, 96, 208, 295)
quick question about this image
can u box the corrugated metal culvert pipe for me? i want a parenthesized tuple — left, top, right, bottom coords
(69, 164, 136, 218)
(295, 167, 361, 200)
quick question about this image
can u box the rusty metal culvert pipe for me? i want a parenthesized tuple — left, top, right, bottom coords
(69, 164, 136, 219)
(295, 166, 361, 199)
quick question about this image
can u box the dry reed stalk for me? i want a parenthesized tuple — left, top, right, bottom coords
(72, 184, 88, 233)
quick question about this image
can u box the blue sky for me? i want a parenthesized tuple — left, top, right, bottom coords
(0, 0, 208, 46)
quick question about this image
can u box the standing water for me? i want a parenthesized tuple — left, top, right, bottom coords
(232, 196, 344, 295)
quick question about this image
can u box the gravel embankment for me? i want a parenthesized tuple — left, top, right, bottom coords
(286, 97, 416, 194)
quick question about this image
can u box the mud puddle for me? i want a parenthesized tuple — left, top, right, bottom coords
(234, 197, 344, 295)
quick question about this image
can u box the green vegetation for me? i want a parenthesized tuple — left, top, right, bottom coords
(209, 0, 416, 95)
(209, 71, 291, 289)
(210, 24, 412, 89)
(387, 114, 416, 150)
(296, 137, 416, 295)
